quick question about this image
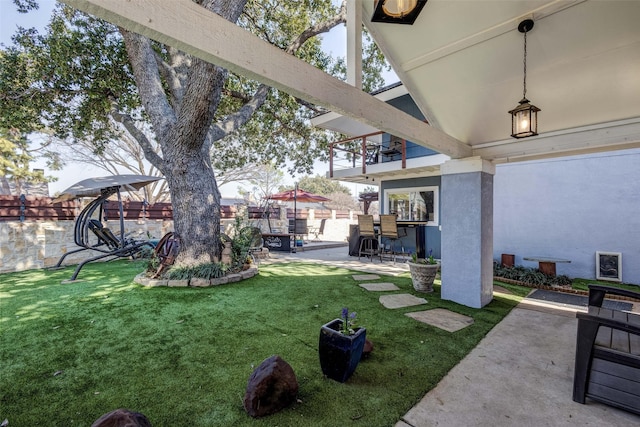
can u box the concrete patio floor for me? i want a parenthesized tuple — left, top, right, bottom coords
(266, 244, 640, 426)
(264, 240, 410, 276)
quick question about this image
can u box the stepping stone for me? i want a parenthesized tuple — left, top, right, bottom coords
(352, 274, 380, 281)
(359, 282, 400, 291)
(379, 294, 427, 309)
(406, 309, 474, 332)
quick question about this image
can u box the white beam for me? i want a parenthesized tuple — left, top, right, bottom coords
(346, 0, 362, 89)
(473, 118, 640, 163)
(62, 0, 472, 159)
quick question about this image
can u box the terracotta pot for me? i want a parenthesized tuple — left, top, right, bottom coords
(501, 254, 515, 267)
(408, 261, 439, 293)
(318, 319, 366, 383)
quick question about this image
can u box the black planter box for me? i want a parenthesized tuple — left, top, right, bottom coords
(318, 319, 366, 382)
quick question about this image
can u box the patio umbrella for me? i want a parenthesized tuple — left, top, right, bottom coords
(267, 186, 330, 219)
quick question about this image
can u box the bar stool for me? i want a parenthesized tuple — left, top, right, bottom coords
(357, 214, 379, 262)
(379, 214, 406, 263)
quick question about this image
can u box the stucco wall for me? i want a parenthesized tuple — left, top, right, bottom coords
(493, 148, 640, 284)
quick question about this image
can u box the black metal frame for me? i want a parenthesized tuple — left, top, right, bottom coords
(53, 186, 153, 281)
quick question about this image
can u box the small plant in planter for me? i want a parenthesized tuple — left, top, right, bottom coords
(318, 308, 367, 383)
(408, 249, 439, 293)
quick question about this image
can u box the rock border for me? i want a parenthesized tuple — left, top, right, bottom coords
(134, 266, 259, 288)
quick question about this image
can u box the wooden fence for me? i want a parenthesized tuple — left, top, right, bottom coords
(0, 195, 350, 222)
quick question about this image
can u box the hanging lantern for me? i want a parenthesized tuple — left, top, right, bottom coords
(509, 19, 541, 139)
(371, 0, 428, 25)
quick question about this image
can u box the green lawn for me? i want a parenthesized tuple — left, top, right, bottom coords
(1, 260, 527, 426)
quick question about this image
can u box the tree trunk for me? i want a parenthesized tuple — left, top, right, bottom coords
(165, 144, 222, 265)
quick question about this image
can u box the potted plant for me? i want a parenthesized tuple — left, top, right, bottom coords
(408, 249, 440, 293)
(318, 308, 366, 383)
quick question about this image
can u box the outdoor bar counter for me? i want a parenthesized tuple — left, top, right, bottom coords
(348, 221, 428, 258)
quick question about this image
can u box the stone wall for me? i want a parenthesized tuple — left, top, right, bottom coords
(0, 210, 357, 274)
(0, 219, 172, 274)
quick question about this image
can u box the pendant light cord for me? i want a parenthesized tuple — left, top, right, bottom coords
(523, 29, 528, 99)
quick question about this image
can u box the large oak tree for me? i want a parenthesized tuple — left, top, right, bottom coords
(0, 0, 387, 265)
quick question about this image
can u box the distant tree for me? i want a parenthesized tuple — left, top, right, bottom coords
(236, 162, 285, 204)
(323, 191, 359, 211)
(359, 185, 378, 196)
(0, 127, 59, 194)
(235, 162, 286, 230)
(297, 174, 352, 195)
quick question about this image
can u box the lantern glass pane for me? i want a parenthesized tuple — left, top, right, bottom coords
(516, 110, 531, 134)
(382, 0, 418, 17)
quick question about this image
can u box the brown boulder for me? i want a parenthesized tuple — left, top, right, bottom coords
(243, 355, 299, 417)
(91, 408, 152, 427)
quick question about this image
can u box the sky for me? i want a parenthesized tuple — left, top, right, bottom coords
(1, 0, 395, 197)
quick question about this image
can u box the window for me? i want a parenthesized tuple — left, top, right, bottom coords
(384, 186, 438, 224)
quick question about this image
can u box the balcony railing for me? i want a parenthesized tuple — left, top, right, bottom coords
(329, 131, 407, 178)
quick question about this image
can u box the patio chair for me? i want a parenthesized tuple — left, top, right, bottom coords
(289, 218, 309, 244)
(573, 285, 640, 415)
(379, 214, 406, 262)
(309, 219, 327, 241)
(357, 214, 379, 262)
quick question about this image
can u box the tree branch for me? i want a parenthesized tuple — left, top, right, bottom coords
(210, 84, 270, 140)
(108, 101, 165, 172)
(210, 1, 346, 140)
(153, 49, 183, 107)
(120, 29, 176, 140)
(285, 1, 347, 55)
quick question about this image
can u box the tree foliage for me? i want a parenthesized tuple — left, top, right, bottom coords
(297, 174, 352, 195)
(0, 0, 388, 266)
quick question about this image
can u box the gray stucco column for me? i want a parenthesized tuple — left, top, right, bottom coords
(440, 157, 495, 308)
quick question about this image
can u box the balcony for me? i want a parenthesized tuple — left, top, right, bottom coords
(328, 132, 450, 184)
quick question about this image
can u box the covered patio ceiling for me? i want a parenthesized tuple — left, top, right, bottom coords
(320, 0, 640, 164)
(63, 0, 639, 165)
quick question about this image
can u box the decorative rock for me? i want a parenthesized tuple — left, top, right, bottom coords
(133, 274, 148, 285)
(91, 408, 152, 427)
(145, 279, 168, 287)
(227, 273, 242, 283)
(243, 355, 299, 418)
(241, 267, 258, 279)
(210, 276, 229, 286)
(190, 277, 210, 287)
(168, 279, 189, 287)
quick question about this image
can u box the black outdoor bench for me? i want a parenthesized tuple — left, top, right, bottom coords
(573, 285, 640, 415)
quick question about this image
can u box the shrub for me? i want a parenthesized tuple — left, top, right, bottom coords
(166, 262, 228, 280)
(494, 262, 573, 288)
